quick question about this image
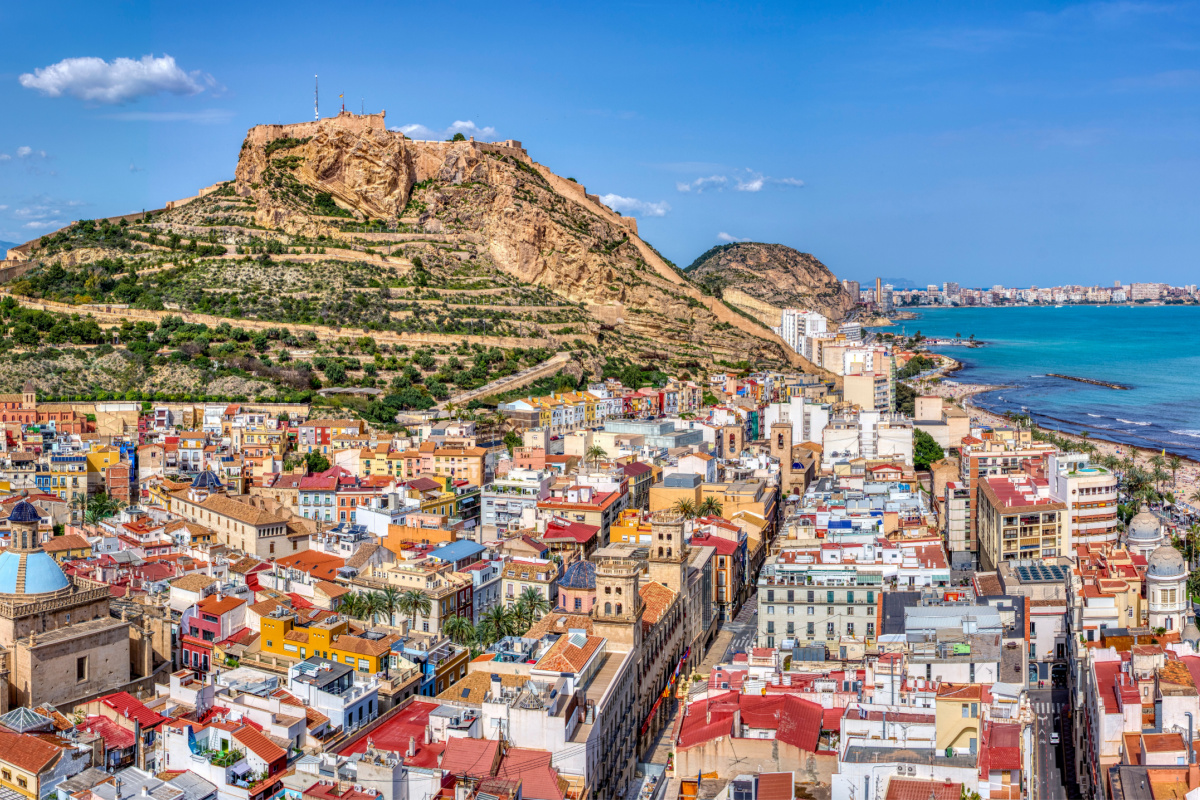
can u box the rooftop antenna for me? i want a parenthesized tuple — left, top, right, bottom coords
(314, 75, 319, 120)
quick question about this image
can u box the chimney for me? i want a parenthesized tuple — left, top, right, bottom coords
(490, 673, 502, 698)
(406, 736, 415, 757)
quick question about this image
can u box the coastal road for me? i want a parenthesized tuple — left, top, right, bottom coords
(1031, 687, 1080, 800)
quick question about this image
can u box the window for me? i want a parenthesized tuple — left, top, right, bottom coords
(76, 655, 88, 682)
(847, 591, 854, 603)
(867, 591, 874, 603)
(786, 590, 794, 602)
(767, 606, 775, 615)
(767, 590, 774, 602)
(962, 704, 969, 718)
(766, 621, 775, 633)
(3, 770, 11, 782)
(787, 606, 795, 615)
(807, 622, 814, 636)
(808, 606, 814, 615)
(827, 591, 834, 604)
(16, 779, 25, 790)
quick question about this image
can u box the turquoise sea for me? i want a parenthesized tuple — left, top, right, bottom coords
(889, 305, 1200, 460)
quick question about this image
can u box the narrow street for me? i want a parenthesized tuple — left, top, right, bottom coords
(1030, 687, 1081, 800)
(642, 592, 760, 765)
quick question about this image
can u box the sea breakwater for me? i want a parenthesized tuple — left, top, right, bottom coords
(1046, 374, 1131, 390)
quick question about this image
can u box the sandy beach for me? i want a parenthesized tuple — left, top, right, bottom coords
(909, 354, 1200, 518)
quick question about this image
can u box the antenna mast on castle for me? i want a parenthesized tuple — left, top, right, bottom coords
(314, 75, 319, 120)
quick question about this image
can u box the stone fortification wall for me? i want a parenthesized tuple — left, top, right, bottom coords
(722, 288, 784, 328)
(244, 111, 388, 148)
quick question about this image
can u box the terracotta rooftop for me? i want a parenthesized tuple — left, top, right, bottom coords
(534, 632, 603, 673)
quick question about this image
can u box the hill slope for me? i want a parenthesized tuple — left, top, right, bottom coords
(0, 112, 833, 406)
(685, 242, 856, 325)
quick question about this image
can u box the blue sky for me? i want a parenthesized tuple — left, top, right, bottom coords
(2, 1, 1199, 287)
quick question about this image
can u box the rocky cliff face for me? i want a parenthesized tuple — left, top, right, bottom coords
(232, 112, 819, 371)
(685, 242, 856, 322)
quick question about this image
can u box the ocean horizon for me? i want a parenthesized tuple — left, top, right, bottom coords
(886, 305, 1200, 461)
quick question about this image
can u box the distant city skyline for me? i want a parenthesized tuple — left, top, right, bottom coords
(3, 2, 1200, 285)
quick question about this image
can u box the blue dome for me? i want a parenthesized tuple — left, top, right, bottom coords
(559, 560, 596, 590)
(191, 471, 223, 490)
(0, 551, 70, 595)
(7, 500, 41, 524)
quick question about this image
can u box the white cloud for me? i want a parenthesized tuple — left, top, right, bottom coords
(19, 54, 214, 104)
(129, 163, 144, 173)
(675, 170, 803, 193)
(717, 232, 750, 243)
(0, 205, 8, 211)
(599, 194, 671, 218)
(22, 219, 61, 230)
(102, 109, 234, 124)
(16, 147, 47, 159)
(735, 173, 765, 192)
(676, 175, 728, 193)
(391, 120, 497, 141)
(0, 154, 10, 162)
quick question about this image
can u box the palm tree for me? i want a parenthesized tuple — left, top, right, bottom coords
(1152, 467, 1171, 495)
(479, 605, 515, 646)
(673, 498, 697, 520)
(1150, 453, 1167, 474)
(1169, 454, 1184, 486)
(377, 586, 401, 627)
(517, 587, 549, 630)
(584, 445, 608, 468)
(513, 596, 532, 631)
(442, 613, 475, 646)
(339, 593, 364, 620)
(397, 589, 432, 633)
(697, 497, 724, 518)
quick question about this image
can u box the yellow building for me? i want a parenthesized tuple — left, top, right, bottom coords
(259, 611, 395, 674)
(243, 427, 288, 456)
(40, 533, 92, 563)
(85, 447, 122, 476)
(935, 683, 984, 755)
(609, 509, 652, 545)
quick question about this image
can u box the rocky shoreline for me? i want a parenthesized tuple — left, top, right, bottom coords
(924, 354, 1200, 513)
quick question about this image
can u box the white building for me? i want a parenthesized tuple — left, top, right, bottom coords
(287, 657, 379, 734)
(481, 468, 552, 532)
(776, 309, 829, 360)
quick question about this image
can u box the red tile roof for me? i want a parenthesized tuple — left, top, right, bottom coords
(99, 691, 168, 728)
(885, 779, 962, 800)
(542, 518, 600, 544)
(78, 716, 136, 750)
(275, 551, 345, 581)
(440, 736, 500, 778)
(496, 748, 566, 800)
(234, 723, 286, 764)
(0, 728, 61, 772)
(197, 593, 246, 616)
(677, 691, 739, 748)
(776, 695, 824, 753)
